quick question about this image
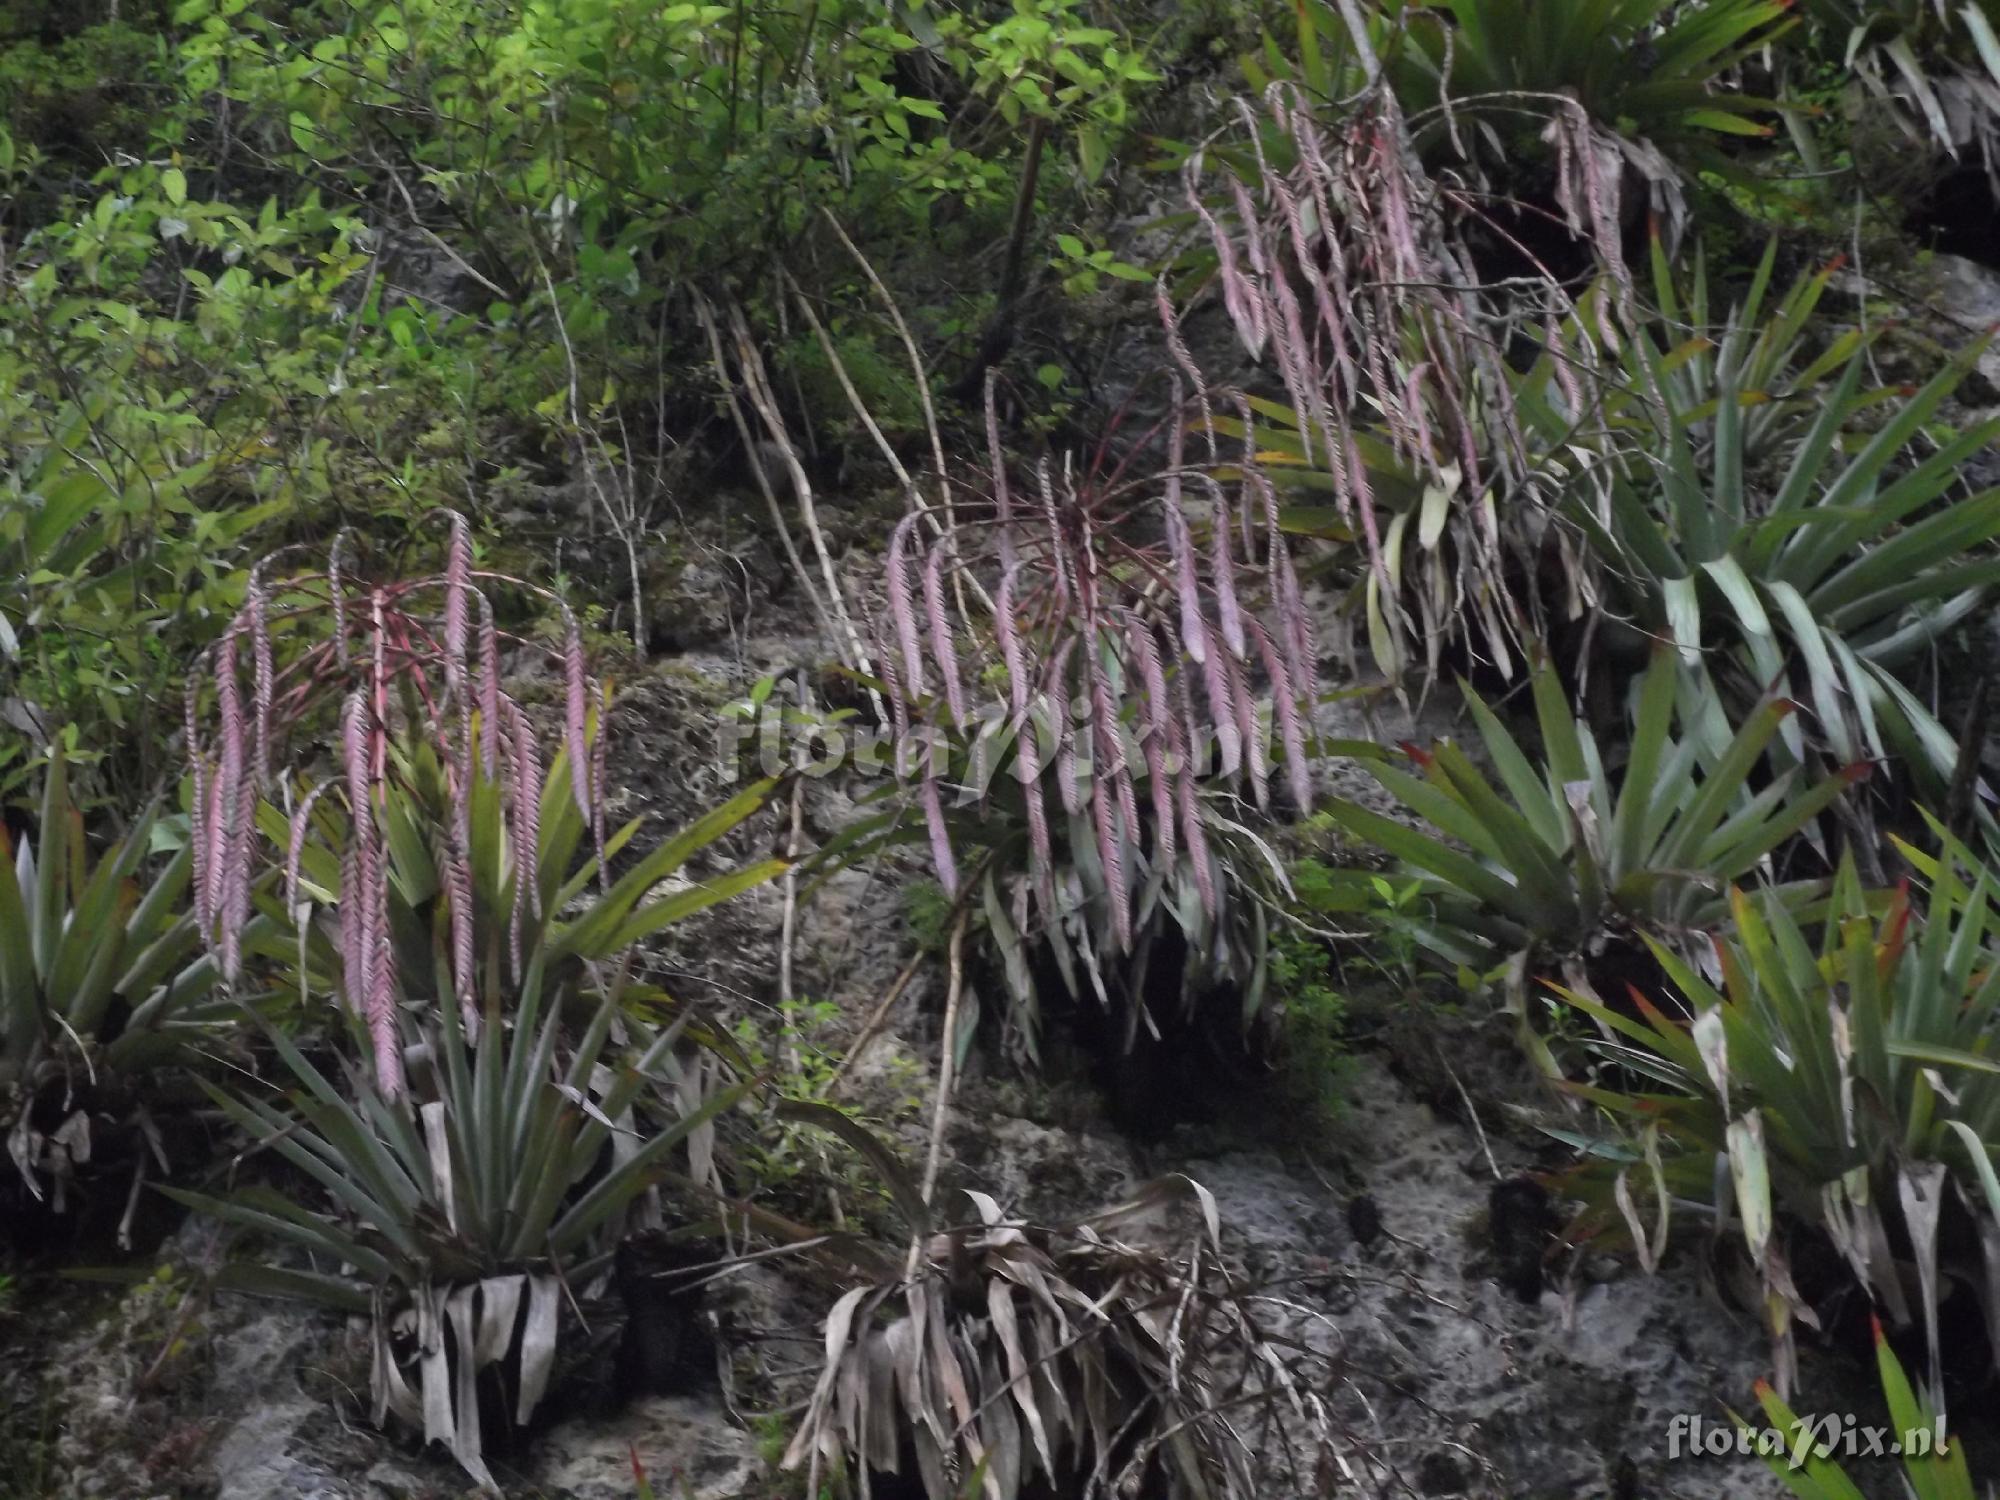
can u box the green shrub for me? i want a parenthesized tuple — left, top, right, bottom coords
(728, 997, 923, 1222)
(904, 877, 956, 956)
(0, 155, 401, 799)
(163, 0, 1160, 447)
(1268, 915, 1350, 1125)
(0, 17, 177, 198)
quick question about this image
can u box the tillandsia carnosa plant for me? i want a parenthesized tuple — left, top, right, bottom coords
(783, 1127, 1351, 1500)
(1549, 830, 2000, 1405)
(1, 742, 255, 1212)
(1178, 42, 1790, 686)
(874, 372, 1321, 998)
(181, 512, 608, 1095)
(1175, 75, 1580, 684)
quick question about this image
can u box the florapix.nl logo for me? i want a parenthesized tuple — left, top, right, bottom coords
(1666, 1411, 1948, 1470)
(711, 674, 1271, 796)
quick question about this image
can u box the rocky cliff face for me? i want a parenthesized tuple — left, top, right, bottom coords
(11, 130, 2000, 1500)
(3, 594, 1913, 1500)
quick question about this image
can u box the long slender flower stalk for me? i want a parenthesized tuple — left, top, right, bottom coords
(1179, 80, 1624, 680)
(183, 513, 610, 1097)
(885, 383, 1315, 951)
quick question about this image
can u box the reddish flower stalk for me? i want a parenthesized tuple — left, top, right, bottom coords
(478, 591, 501, 777)
(442, 512, 472, 701)
(342, 689, 377, 1026)
(214, 626, 248, 983)
(449, 724, 477, 1033)
(184, 517, 611, 1094)
(1181, 82, 1596, 678)
(247, 566, 275, 788)
(508, 698, 544, 984)
(562, 604, 595, 872)
(889, 381, 1315, 951)
(187, 683, 213, 940)
(284, 781, 331, 915)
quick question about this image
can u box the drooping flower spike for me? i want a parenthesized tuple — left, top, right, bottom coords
(884, 375, 1318, 957)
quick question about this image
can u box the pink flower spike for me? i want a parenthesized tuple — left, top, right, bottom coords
(443, 511, 471, 702)
(919, 770, 958, 899)
(247, 566, 274, 788)
(285, 782, 330, 917)
(509, 699, 544, 979)
(187, 682, 213, 941)
(921, 544, 968, 726)
(368, 899, 403, 1098)
(214, 631, 246, 969)
(886, 515, 927, 701)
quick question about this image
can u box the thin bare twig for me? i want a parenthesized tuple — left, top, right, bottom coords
(914, 906, 970, 1261)
(692, 293, 839, 652)
(537, 257, 650, 654)
(708, 295, 879, 711)
(824, 949, 923, 1098)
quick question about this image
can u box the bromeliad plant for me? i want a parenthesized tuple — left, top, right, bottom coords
(261, 716, 786, 1054)
(1177, 65, 1725, 688)
(1742, 1323, 1970, 1500)
(1550, 830, 2000, 1401)
(862, 378, 1330, 1058)
(1177, 78, 1547, 684)
(1324, 650, 1859, 979)
(844, 707, 1306, 1066)
(181, 512, 637, 1093)
(1517, 259, 2000, 787)
(1618, 237, 1870, 472)
(784, 1144, 1343, 1500)
(1378, 0, 1796, 194)
(2, 743, 259, 1210)
(187, 723, 777, 1483)
(1797, 0, 2000, 172)
(1189, 6, 1791, 688)
(173, 993, 745, 1487)
(1245, 0, 1794, 190)
(174, 519, 785, 1482)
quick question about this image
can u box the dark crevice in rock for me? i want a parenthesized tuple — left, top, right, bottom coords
(1908, 165, 2000, 271)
